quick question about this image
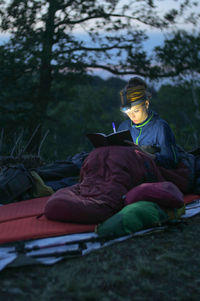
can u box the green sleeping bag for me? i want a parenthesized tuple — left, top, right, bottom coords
(96, 201, 169, 238)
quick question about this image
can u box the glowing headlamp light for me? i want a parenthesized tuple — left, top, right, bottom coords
(120, 104, 132, 113)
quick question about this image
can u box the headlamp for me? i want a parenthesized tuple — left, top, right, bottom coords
(120, 85, 150, 113)
(120, 96, 148, 113)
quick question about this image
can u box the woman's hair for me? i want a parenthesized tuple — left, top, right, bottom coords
(120, 77, 150, 110)
(127, 77, 151, 101)
(127, 77, 147, 89)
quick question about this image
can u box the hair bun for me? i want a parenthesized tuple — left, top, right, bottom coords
(127, 77, 147, 89)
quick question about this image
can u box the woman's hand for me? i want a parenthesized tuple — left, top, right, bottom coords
(123, 140, 156, 159)
(123, 140, 140, 149)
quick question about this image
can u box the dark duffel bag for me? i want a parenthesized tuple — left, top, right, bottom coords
(0, 164, 33, 204)
(35, 160, 80, 181)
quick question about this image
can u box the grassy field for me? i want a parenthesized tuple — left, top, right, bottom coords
(1, 215, 200, 301)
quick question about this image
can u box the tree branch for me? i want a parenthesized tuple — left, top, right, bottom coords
(85, 63, 194, 78)
(55, 12, 166, 28)
(55, 43, 132, 54)
(37, 129, 50, 157)
(85, 63, 147, 76)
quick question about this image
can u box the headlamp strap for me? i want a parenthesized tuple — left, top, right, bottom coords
(122, 89, 127, 105)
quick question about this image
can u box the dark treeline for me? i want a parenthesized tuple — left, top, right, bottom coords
(0, 71, 200, 161)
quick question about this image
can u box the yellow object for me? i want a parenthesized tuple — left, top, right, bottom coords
(30, 171, 54, 198)
(164, 205, 185, 220)
(126, 85, 146, 102)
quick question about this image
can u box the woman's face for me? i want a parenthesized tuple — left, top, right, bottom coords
(126, 101, 149, 124)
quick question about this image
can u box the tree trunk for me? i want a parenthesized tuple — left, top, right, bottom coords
(30, 0, 57, 149)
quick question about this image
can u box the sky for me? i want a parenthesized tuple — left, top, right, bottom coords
(0, 29, 164, 49)
(0, 0, 199, 80)
(86, 30, 165, 80)
(0, 29, 165, 81)
(0, 33, 10, 45)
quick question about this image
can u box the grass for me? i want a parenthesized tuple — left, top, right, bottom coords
(1, 215, 200, 301)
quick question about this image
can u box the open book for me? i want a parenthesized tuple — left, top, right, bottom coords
(86, 129, 133, 148)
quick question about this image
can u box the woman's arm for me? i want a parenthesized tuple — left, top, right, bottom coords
(154, 122, 179, 169)
(124, 140, 156, 160)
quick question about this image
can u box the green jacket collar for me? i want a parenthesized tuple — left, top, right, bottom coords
(131, 111, 154, 128)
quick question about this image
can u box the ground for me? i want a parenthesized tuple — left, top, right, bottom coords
(1, 215, 200, 301)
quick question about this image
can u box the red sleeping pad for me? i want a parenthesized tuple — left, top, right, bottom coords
(184, 194, 200, 204)
(0, 196, 49, 223)
(0, 197, 96, 245)
(0, 193, 199, 245)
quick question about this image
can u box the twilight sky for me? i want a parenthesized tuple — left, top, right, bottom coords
(0, 0, 199, 80)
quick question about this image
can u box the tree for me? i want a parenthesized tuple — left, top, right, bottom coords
(154, 30, 200, 77)
(154, 30, 200, 147)
(44, 74, 126, 159)
(0, 0, 199, 146)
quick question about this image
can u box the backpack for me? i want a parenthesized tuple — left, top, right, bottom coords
(0, 164, 33, 204)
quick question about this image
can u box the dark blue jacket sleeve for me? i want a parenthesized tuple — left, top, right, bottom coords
(154, 122, 179, 169)
(118, 120, 130, 132)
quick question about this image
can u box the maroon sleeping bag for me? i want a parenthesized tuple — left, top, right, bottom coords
(44, 146, 190, 223)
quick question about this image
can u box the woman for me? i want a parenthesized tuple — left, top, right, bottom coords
(44, 78, 193, 223)
(118, 77, 179, 169)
